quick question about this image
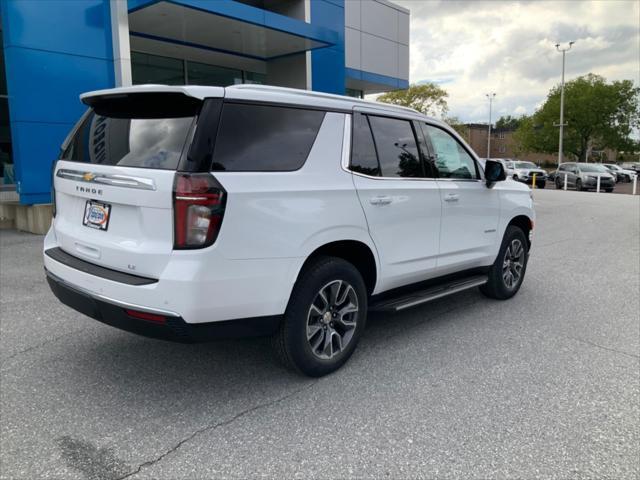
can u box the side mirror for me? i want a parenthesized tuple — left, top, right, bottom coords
(485, 159, 506, 187)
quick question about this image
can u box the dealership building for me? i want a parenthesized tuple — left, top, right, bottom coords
(0, 0, 409, 206)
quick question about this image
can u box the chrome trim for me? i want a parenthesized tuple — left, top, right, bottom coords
(341, 112, 479, 183)
(46, 269, 180, 317)
(56, 169, 156, 191)
(175, 195, 208, 201)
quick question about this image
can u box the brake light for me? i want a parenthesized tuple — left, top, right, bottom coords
(173, 173, 226, 249)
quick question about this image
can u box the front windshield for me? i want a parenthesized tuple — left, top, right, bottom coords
(578, 164, 609, 173)
(505, 161, 514, 167)
(607, 165, 620, 171)
(515, 161, 537, 169)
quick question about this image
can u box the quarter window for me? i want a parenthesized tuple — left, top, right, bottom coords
(212, 104, 325, 171)
(368, 116, 422, 178)
(422, 125, 478, 179)
(350, 113, 380, 176)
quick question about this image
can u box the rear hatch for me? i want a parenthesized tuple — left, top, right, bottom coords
(52, 90, 218, 278)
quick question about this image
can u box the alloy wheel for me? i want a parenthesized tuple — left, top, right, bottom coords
(502, 239, 525, 290)
(306, 280, 359, 360)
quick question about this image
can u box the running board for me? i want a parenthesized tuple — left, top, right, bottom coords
(369, 274, 489, 312)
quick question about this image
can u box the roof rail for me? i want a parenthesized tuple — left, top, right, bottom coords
(227, 84, 419, 115)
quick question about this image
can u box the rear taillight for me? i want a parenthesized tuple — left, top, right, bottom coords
(51, 160, 58, 217)
(173, 173, 226, 249)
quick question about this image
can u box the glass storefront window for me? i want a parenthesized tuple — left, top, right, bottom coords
(131, 52, 185, 85)
(345, 88, 364, 99)
(244, 71, 266, 85)
(0, 18, 13, 178)
(186, 61, 243, 87)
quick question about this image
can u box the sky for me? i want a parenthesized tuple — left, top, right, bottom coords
(392, 0, 640, 123)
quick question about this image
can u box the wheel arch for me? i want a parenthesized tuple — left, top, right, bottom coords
(295, 240, 378, 296)
(507, 214, 534, 249)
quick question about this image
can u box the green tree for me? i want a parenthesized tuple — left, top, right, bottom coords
(377, 83, 449, 117)
(444, 116, 470, 141)
(515, 74, 640, 161)
(495, 115, 523, 130)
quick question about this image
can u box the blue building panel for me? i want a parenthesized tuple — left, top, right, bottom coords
(310, 0, 345, 95)
(1, 0, 116, 204)
(4, 47, 115, 124)
(346, 67, 409, 90)
(2, 0, 113, 60)
(10, 121, 73, 205)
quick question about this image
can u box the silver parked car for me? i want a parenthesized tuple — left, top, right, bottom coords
(554, 162, 616, 192)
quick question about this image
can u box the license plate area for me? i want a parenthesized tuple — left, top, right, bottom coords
(83, 200, 111, 231)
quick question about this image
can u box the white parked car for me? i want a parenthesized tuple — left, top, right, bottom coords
(45, 85, 535, 376)
(511, 161, 548, 188)
(486, 158, 515, 177)
(602, 163, 635, 183)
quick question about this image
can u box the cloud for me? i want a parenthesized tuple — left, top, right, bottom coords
(393, 0, 640, 122)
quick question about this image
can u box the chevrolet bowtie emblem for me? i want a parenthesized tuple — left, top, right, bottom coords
(83, 173, 96, 182)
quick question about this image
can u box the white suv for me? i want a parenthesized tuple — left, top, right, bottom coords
(44, 85, 535, 376)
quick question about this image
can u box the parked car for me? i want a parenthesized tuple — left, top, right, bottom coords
(511, 161, 547, 188)
(620, 162, 640, 174)
(602, 163, 635, 183)
(44, 85, 535, 377)
(486, 158, 515, 177)
(554, 162, 615, 192)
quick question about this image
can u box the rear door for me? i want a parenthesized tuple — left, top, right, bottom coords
(420, 123, 501, 271)
(349, 111, 441, 291)
(52, 91, 213, 278)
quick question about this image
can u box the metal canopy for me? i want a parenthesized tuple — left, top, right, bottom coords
(128, 1, 333, 61)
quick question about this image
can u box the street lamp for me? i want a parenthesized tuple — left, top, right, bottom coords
(555, 41, 575, 165)
(486, 93, 496, 159)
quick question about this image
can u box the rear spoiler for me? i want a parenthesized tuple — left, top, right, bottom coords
(80, 85, 224, 118)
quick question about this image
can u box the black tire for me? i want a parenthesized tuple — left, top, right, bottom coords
(480, 225, 528, 300)
(605, 188, 613, 193)
(555, 178, 563, 189)
(538, 182, 546, 189)
(272, 256, 367, 377)
(576, 178, 584, 191)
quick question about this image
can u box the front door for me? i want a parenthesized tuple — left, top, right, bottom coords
(420, 123, 501, 272)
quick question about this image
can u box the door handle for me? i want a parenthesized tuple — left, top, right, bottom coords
(444, 193, 459, 203)
(369, 195, 393, 206)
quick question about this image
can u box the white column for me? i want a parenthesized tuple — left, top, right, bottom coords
(110, 0, 132, 87)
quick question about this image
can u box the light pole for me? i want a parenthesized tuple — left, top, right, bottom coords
(486, 93, 496, 159)
(555, 41, 574, 165)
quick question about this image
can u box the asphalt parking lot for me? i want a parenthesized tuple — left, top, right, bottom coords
(1, 189, 639, 480)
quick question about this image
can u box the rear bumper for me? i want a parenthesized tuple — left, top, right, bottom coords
(46, 269, 280, 342)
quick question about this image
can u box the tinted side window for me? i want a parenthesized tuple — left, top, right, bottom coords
(558, 164, 567, 171)
(422, 125, 478, 179)
(368, 116, 422, 178)
(212, 104, 325, 171)
(350, 113, 380, 176)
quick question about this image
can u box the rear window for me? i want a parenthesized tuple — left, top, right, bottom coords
(211, 103, 325, 171)
(60, 112, 194, 170)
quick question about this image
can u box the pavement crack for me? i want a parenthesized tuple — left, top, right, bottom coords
(567, 336, 639, 360)
(1, 326, 91, 368)
(116, 380, 318, 480)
